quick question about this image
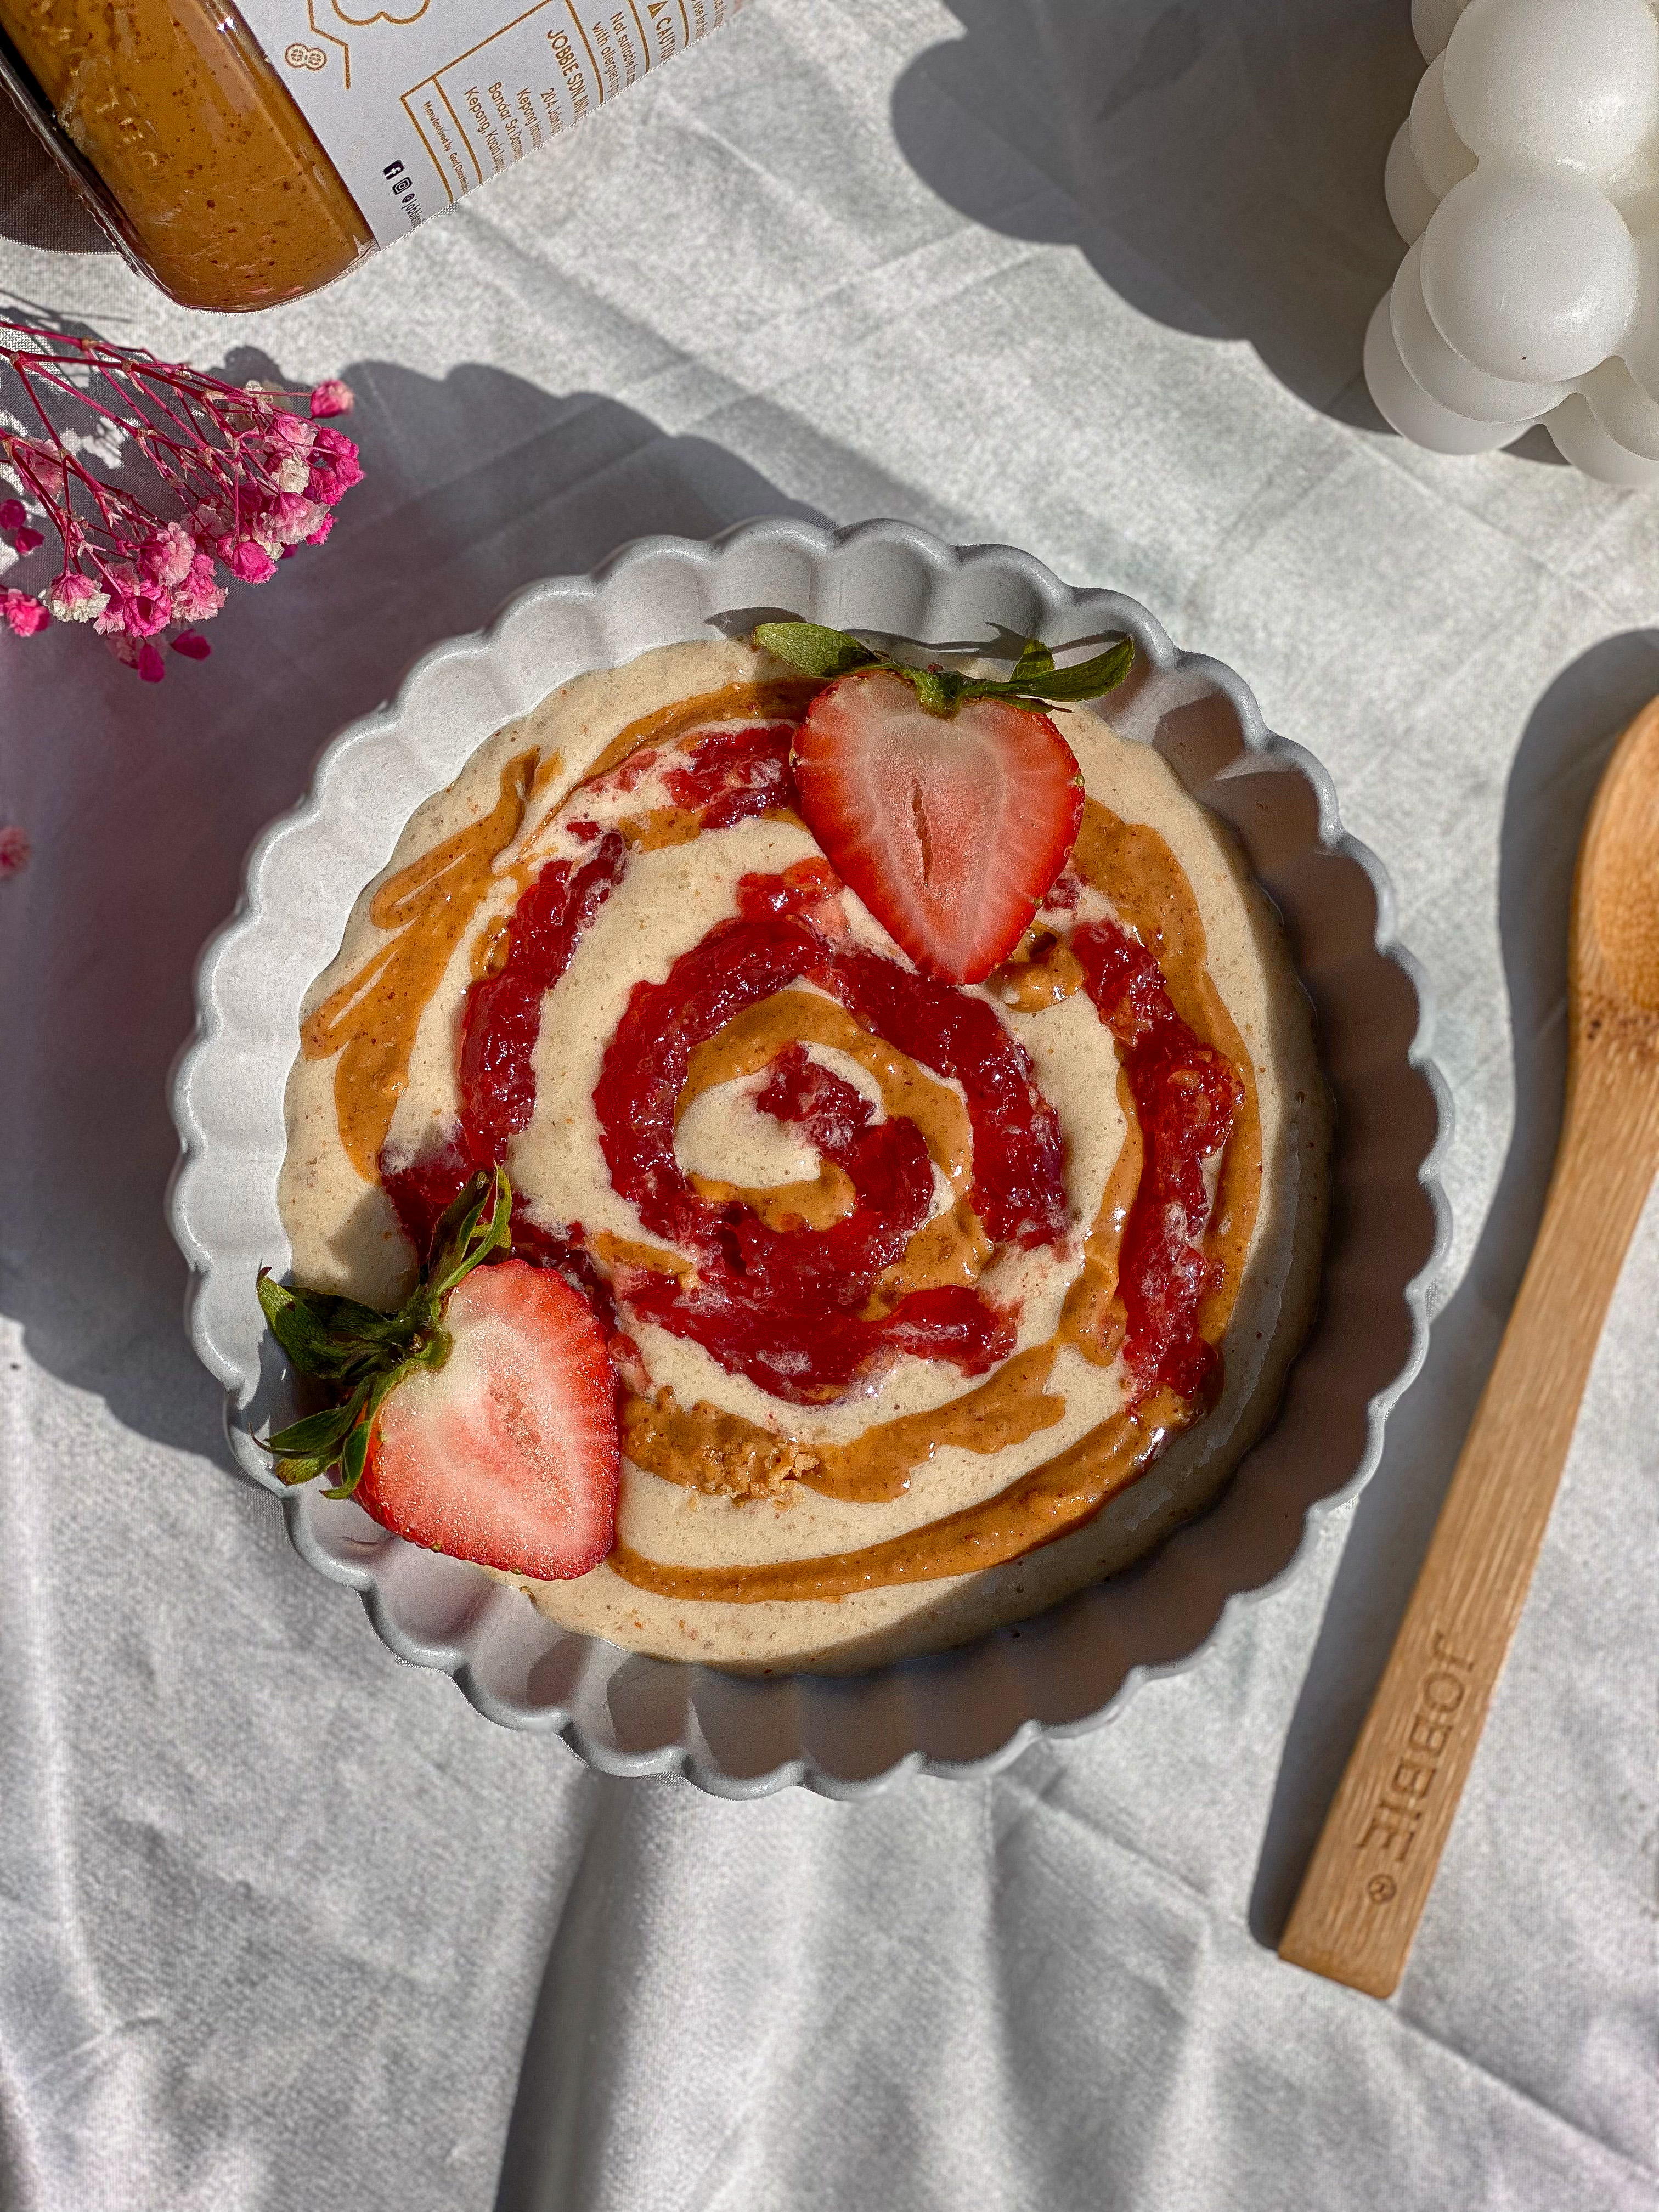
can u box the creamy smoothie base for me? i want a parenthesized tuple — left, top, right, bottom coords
(279, 639, 1330, 1673)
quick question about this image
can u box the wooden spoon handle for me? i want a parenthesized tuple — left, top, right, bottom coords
(1279, 1056, 1659, 1996)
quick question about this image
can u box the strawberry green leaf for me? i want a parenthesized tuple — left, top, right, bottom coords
(338, 1303, 427, 1350)
(268, 1451, 335, 1488)
(998, 637, 1135, 703)
(256, 1170, 516, 1494)
(430, 1169, 491, 1272)
(320, 1362, 412, 1497)
(757, 620, 1133, 720)
(257, 1271, 370, 1379)
(257, 1268, 424, 1379)
(1009, 637, 1056, 685)
(266, 1391, 365, 1460)
(326, 1413, 373, 1500)
(430, 1165, 511, 1299)
(962, 692, 1058, 718)
(753, 622, 880, 681)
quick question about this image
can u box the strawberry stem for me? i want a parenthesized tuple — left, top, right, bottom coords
(754, 622, 1134, 718)
(257, 1166, 512, 1495)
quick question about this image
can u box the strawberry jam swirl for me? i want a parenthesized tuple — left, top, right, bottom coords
(363, 692, 1259, 1601)
(1071, 920, 1243, 1406)
(382, 715, 1070, 1400)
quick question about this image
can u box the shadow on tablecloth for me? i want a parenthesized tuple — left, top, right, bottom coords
(0, 7, 1552, 454)
(893, 0, 1419, 429)
(1249, 628, 1659, 1950)
(0, 356, 818, 1470)
(0, 91, 107, 260)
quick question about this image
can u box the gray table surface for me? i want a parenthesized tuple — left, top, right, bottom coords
(2, 3, 1655, 2207)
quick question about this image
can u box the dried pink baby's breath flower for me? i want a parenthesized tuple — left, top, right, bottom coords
(1, 586, 48, 636)
(106, 631, 166, 681)
(223, 538, 276, 584)
(92, 560, 172, 638)
(264, 492, 324, 545)
(139, 520, 196, 586)
(0, 326, 363, 678)
(307, 426, 364, 507)
(46, 571, 108, 623)
(10, 441, 65, 501)
(173, 555, 227, 624)
(0, 823, 29, 877)
(0, 494, 41, 553)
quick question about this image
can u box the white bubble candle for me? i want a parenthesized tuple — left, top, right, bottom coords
(1368, 0, 1659, 483)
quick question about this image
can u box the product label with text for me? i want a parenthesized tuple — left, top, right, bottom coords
(234, 0, 740, 247)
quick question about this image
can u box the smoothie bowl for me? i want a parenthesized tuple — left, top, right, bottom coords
(168, 520, 1449, 1795)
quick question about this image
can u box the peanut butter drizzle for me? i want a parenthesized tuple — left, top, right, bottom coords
(623, 1391, 822, 1499)
(611, 1386, 1181, 1603)
(1057, 1068, 1142, 1368)
(618, 804, 806, 854)
(581, 679, 825, 785)
(619, 808, 703, 852)
(865, 1201, 992, 1315)
(613, 799, 1266, 1605)
(809, 1344, 1064, 1502)
(590, 1232, 693, 1280)
(471, 913, 514, 986)
(623, 1341, 1066, 1507)
(689, 1164, 859, 1233)
(301, 753, 536, 1179)
(1072, 803, 1263, 1345)
(678, 986, 989, 1304)
(680, 990, 974, 1196)
(989, 929, 1087, 1011)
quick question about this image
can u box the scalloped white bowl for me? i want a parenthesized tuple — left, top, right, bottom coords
(167, 519, 1450, 1798)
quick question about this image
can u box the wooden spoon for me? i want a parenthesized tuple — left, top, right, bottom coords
(1279, 695, 1659, 1998)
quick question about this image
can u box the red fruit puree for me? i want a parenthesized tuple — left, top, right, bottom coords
(382, 716, 1234, 1414)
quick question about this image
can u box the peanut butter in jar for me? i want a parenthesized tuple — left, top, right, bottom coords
(0, 0, 742, 312)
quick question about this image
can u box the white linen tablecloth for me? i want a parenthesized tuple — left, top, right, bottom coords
(1, 3, 1654, 2205)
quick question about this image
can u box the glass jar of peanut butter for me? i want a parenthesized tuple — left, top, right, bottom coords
(0, 0, 741, 312)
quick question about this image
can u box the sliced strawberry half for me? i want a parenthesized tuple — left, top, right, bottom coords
(360, 1259, 618, 1580)
(257, 1170, 619, 1583)
(793, 669, 1085, 984)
